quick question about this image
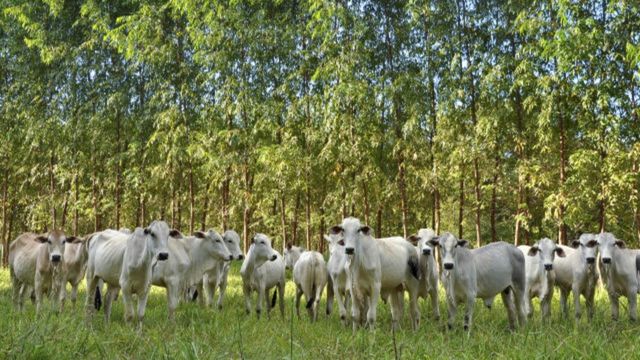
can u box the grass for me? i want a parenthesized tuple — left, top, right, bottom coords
(1, 264, 639, 359)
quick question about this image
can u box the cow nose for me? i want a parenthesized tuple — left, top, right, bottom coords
(345, 247, 354, 255)
(544, 264, 553, 271)
(238, 254, 245, 260)
(51, 254, 61, 263)
(158, 252, 169, 261)
(444, 263, 454, 270)
(227, 254, 233, 261)
(586, 257, 595, 264)
(422, 249, 431, 256)
(270, 255, 277, 261)
(602, 257, 611, 264)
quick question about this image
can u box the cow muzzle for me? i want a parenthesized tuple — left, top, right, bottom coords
(602, 257, 611, 264)
(51, 254, 62, 263)
(443, 263, 454, 270)
(586, 257, 595, 264)
(158, 252, 169, 261)
(345, 247, 354, 255)
(270, 255, 277, 261)
(227, 254, 233, 261)
(544, 264, 553, 271)
(422, 249, 431, 256)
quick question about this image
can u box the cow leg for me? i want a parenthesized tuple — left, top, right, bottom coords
(463, 294, 474, 332)
(295, 285, 303, 319)
(243, 284, 252, 315)
(121, 287, 135, 324)
(70, 283, 79, 307)
(572, 284, 582, 320)
(10, 269, 22, 311)
(367, 283, 381, 330)
(501, 290, 517, 331)
(389, 289, 402, 331)
(85, 274, 99, 318)
(586, 288, 595, 322)
(446, 295, 457, 330)
(217, 275, 228, 310)
(256, 285, 265, 319)
(351, 288, 361, 332)
(335, 283, 348, 325)
(541, 286, 553, 321)
(103, 286, 119, 324)
(167, 283, 179, 321)
(627, 286, 638, 322)
(278, 283, 285, 319)
(559, 288, 569, 319)
(204, 281, 214, 308)
(326, 276, 334, 317)
(609, 291, 620, 321)
(34, 272, 44, 315)
(409, 289, 420, 331)
(136, 287, 150, 331)
(429, 286, 440, 321)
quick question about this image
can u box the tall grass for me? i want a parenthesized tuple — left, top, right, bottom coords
(0, 264, 639, 359)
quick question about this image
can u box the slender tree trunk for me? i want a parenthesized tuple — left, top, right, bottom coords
(201, 182, 211, 231)
(189, 163, 195, 233)
(242, 162, 253, 253)
(376, 204, 383, 239)
(558, 107, 567, 244)
(318, 205, 325, 253)
(362, 180, 370, 224)
(473, 157, 481, 247)
(4, 205, 14, 266)
(1, 165, 8, 267)
(398, 155, 409, 239)
(92, 156, 100, 232)
(458, 161, 465, 239)
(60, 192, 68, 229)
(305, 186, 311, 250)
(49, 153, 56, 229)
(73, 173, 78, 236)
(634, 159, 640, 241)
(292, 193, 300, 245)
(280, 195, 287, 249)
(171, 183, 177, 229)
(491, 154, 499, 243)
(115, 113, 121, 229)
(140, 195, 146, 227)
(221, 167, 230, 231)
(341, 186, 347, 218)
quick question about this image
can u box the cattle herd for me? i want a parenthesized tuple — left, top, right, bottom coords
(7, 216, 640, 333)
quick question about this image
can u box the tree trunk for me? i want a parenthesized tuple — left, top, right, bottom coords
(92, 158, 100, 232)
(201, 181, 211, 231)
(292, 193, 300, 245)
(280, 194, 287, 250)
(115, 112, 121, 230)
(3, 204, 14, 266)
(376, 204, 383, 239)
(60, 192, 68, 230)
(49, 153, 56, 230)
(362, 180, 370, 224)
(305, 186, 311, 250)
(491, 154, 499, 243)
(318, 205, 325, 254)
(398, 155, 409, 239)
(171, 183, 177, 229)
(634, 158, 640, 241)
(242, 162, 253, 253)
(221, 168, 230, 231)
(473, 157, 481, 247)
(189, 162, 195, 233)
(558, 107, 567, 244)
(458, 161, 465, 239)
(73, 173, 79, 236)
(1, 165, 8, 267)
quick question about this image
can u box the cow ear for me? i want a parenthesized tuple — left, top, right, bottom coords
(555, 247, 566, 258)
(66, 236, 82, 244)
(35, 236, 49, 243)
(427, 237, 439, 247)
(192, 231, 206, 239)
(571, 240, 580, 249)
(457, 240, 468, 248)
(527, 246, 539, 257)
(359, 226, 371, 236)
(329, 226, 343, 235)
(251, 236, 256, 244)
(615, 240, 626, 249)
(144, 227, 151, 235)
(323, 235, 332, 242)
(169, 229, 183, 238)
(408, 235, 420, 245)
(286, 242, 292, 250)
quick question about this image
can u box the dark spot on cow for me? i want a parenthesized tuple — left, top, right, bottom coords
(586, 257, 595, 264)
(345, 247, 354, 255)
(270, 255, 277, 261)
(544, 264, 553, 271)
(51, 254, 61, 262)
(602, 258, 611, 264)
(422, 248, 431, 256)
(238, 254, 244, 260)
(444, 263, 454, 270)
(158, 252, 169, 261)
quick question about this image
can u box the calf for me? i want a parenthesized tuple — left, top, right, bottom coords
(597, 232, 640, 321)
(199, 230, 244, 309)
(553, 233, 599, 321)
(152, 229, 232, 319)
(9, 231, 80, 313)
(240, 233, 286, 319)
(518, 238, 565, 320)
(408, 228, 440, 320)
(429, 233, 526, 332)
(324, 233, 351, 324)
(284, 243, 328, 322)
(85, 221, 170, 328)
(330, 217, 421, 331)
(63, 239, 89, 307)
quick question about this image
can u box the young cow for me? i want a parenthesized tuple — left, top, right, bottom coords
(63, 239, 89, 308)
(429, 232, 526, 332)
(553, 233, 599, 321)
(324, 233, 352, 324)
(284, 243, 328, 322)
(240, 233, 286, 319)
(9, 230, 80, 313)
(85, 221, 170, 329)
(597, 232, 640, 322)
(408, 228, 440, 321)
(200, 230, 245, 309)
(518, 238, 565, 320)
(330, 217, 421, 331)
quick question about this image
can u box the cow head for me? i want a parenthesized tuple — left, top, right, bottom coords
(428, 232, 466, 271)
(597, 232, 625, 265)
(222, 230, 244, 260)
(409, 228, 437, 257)
(331, 217, 370, 256)
(570, 233, 598, 265)
(324, 233, 344, 255)
(528, 237, 565, 271)
(251, 233, 278, 262)
(144, 220, 170, 261)
(198, 230, 232, 261)
(284, 243, 304, 269)
(35, 230, 80, 264)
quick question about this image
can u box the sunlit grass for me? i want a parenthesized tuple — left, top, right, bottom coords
(0, 265, 639, 359)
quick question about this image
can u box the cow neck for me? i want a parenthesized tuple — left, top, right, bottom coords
(289, 247, 304, 268)
(132, 233, 153, 270)
(353, 235, 376, 270)
(241, 245, 259, 276)
(188, 237, 219, 283)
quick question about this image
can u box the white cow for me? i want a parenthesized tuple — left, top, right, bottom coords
(62, 239, 89, 307)
(553, 233, 599, 321)
(518, 238, 565, 319)
(324, 233, 352, 324)
(408, 228, 440, 320)
(240, 233, 286, 318)
(284, 243, 328, 322)
(429, 232, 526, 332)
(9, 230, 81, 313)
(330, 217, 421, 331)
(85, 221, 170, 328)
(597, 232, 640, 321)
(152, 229, 232, 319)
(199, 230, 244, 309)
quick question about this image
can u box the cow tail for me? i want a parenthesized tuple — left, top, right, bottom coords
(94, 285, 102, 311)
(306, 282, 316, 309)
(636, 255, 640, 293)
(408, 255, 421, 280)
(271, 287, 278, 308)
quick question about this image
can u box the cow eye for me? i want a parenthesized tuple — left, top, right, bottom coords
(338, 240, 345, 246)
(216, 239, 221, 243)
(47, 240, 52, 244)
